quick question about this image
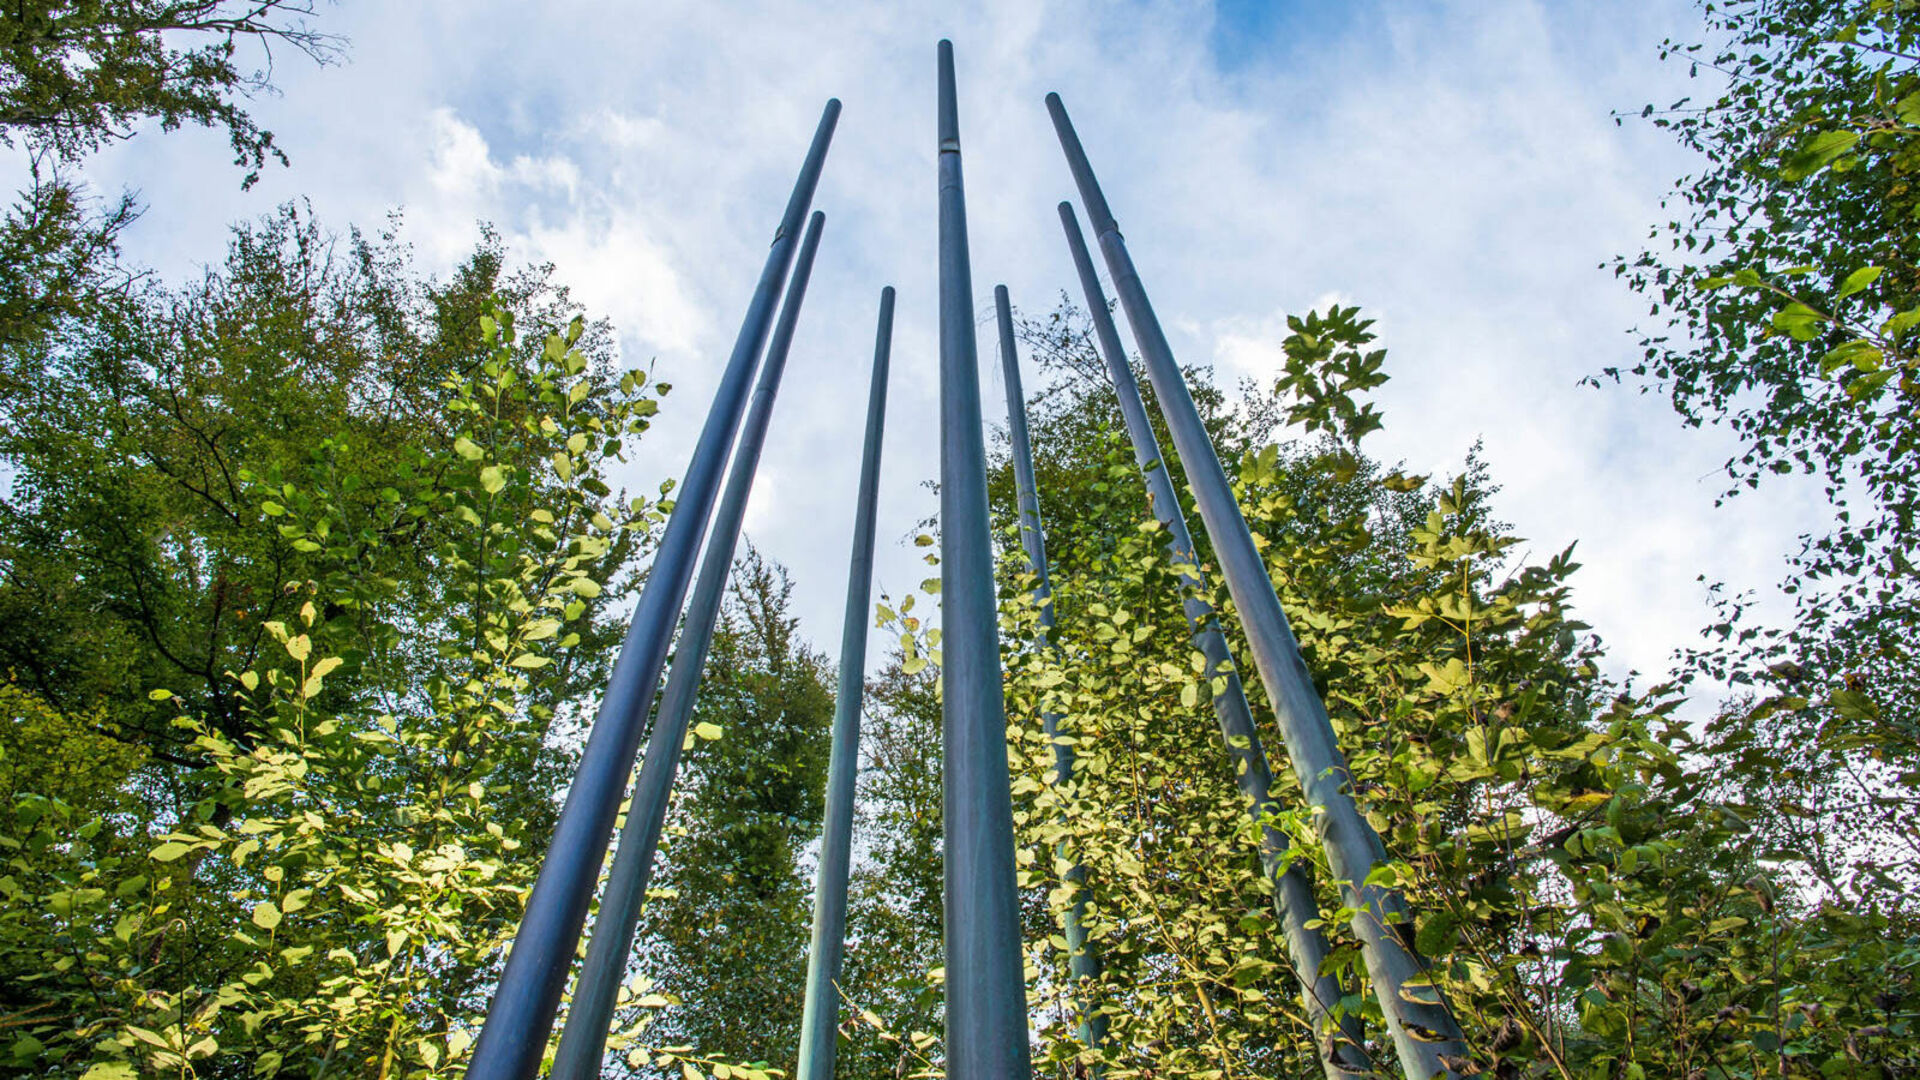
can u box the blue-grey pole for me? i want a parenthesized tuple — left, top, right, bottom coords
(1057, 204, 1369, 1079)
(1046, 92, 1468, 1080)
(794, 286, 894, 1080)
(992, 285, 1104, 1058)
(468, 100, 838, 1080)
(938, 40, 1034, 1079)
(549, 211, 828, 1080)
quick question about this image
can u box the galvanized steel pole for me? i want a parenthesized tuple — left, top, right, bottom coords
(550, 211, 828, 1080)
(469, 100, 839, 1080)
(993, 285, 1105, 1058)
(1046, 92, 1468, 1080)
(1057, 203, 1369, 1079)
(938, 40, 1034, 1079)
(794, 286, 895, 1080)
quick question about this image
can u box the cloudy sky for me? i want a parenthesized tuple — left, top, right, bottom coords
(83, 0, 1829, 696)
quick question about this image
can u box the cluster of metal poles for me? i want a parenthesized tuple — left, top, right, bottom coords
(466, 40, 1470, 1080)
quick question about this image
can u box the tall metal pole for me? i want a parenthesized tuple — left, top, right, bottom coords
(992, 285, 1105, 1058)
(550, 211, 828, 1080)
(938, 40, 1034, 1079)
(794, 286, 895, 1080)
(1057, 204, 1369, 1079)
(469, 100, 839, 1080)
(1046, 92, 1469, 1079)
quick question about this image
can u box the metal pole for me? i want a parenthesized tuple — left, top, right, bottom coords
(550, 211, 828, 1080)
(938, 40, 1034, 1079)
(1046, 92, 1469, 1080)
(992, 285, 1105, 1058)
(794, 286, 894, 1080)
(1057, 204, 1369, 1079)
(469, 99, 839, 1080)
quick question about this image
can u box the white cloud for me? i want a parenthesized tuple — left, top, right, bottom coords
(68, 0, 1829, 706)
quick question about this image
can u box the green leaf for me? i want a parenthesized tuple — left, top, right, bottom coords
(251, 901, 282, 930)
(1830, 689, 1879, 722)
(479, 465, 507, 494)
(1782, 129, 1859, 179)
(694, 722, 724, 741)
(1770, 302, 1826, 341)
(1835, 265, 1884, 299)
(454, 436, 485, 460)
(151, 841, 193, 862)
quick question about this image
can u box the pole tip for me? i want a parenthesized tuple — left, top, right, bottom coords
(994, 284, 1009, 302)
(881, 285, 896, 302)
(808, 209, 825, 228)
(937, 41, 959, 146)
(825, 97, 843, 113)
(1045, 91, 1063, 108)
(1058, 200, 1075, 215)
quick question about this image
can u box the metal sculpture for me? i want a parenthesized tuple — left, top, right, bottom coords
(993, 285, 1106, 1059)
(1056, 202, 1369, 1078)
(551, 210, 829, 1080)
(936, 39, 1034, 1080)
(794, 286, 895, 1080)
(1047, 90, 1469, 1080)
(468, 100, 839, 1080)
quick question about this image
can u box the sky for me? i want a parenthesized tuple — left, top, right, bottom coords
(77, 0, 1831, 697)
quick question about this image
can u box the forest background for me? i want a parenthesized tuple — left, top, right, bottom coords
(0, 1, 1915, 1079)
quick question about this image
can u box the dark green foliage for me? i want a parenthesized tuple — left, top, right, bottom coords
(625, 552, 835, 1072)
(1615, 0, 1920, 898)
(0, 207, 646, 771)
(0, 1, 339, 178)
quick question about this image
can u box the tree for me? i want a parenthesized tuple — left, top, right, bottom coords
(0, 1, 341, 377)
(619, 551, 835, 1074)
(0, 206, 653, 778)
(1616, 0, 1920, 940)
(836, 642, 947, 1080)
(0, 301, 670, 1077)
(0, 1, 339, 179)
(970, 299, 1914, 1078)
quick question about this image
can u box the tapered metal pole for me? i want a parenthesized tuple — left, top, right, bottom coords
(549, 211, 828, 1080)
(1046, 92, 1468, 1080)
(993, 285, 1105, 1058)
(1057, 204, 1368, 1079)
(938, 40, 1034, 1079)
(794, 286, 894, 1080)
(469, 101, 839, 1080)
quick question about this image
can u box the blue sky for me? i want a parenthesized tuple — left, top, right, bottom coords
(1206, 0, 1347, 70)
(75, 0, 1827, 694)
